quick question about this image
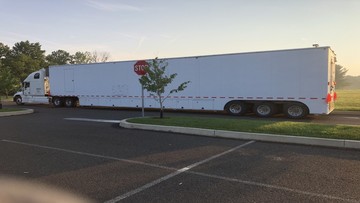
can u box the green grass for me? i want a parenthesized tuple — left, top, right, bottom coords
(129, 117, 360, 140)
(0, 95, 12, 102)
(0, 108, 21, 112)
(335, 89, 360, 111)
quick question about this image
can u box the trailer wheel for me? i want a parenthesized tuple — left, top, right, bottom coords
(283, 103, 308, 119)
(64, 98, 76, 107)
(225, 101, 247, 115)
(52, 97, 63, 107)
(14, 96, 23, 105)
(253, 102, 276, 117)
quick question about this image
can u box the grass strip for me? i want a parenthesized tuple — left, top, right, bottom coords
(335, 89, 360, 111)
(0, 108, 22, 112)
(129, 117, 360, 141)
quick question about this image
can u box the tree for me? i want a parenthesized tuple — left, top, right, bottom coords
(335, 64, 349, 89)
(0, 42, 10, 68)
(139, 58, 190, 118)
(0, 66, 19, 98)
(0, 43, 10, 109)
(345, 75, 360, 89)
(70, 51, 92, 64)
(70, 51, 110, 64)
(3, 41, 46, 83)
(0, 43, 10, 59)
(89, 51, 110, 63)
(46, 50, 71, 65)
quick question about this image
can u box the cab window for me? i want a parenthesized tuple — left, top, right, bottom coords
(34, 73, 40, 79)
(24, 82, 30, 88)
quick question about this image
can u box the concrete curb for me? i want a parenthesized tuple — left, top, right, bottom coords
(0, 109, 34, 117)
(119, 119, 360, 150)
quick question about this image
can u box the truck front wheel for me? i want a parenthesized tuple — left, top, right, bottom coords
(15, 96, 23, 105)
(52, 97, 63, 107)
(283, 103, 308, 119)
(225, 101, 247, 116)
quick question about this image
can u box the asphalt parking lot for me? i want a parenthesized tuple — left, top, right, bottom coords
(1, 105, 360, 202)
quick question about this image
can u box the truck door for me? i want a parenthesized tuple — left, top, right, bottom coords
(64, 69, 75, 92)
(31, 72, 45, 96)
(23, 82, 30, 95)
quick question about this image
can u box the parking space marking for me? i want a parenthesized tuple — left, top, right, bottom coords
(0, 139, 175, 171)
(188, 171, 359, 203)
(64, 118, 121, 123)
(343, 117, 360, 120)
(104, 140, 256, 203)
(2, 139, 357, 203)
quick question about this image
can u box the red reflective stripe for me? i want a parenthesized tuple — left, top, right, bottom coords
(78, 95, 328, 100)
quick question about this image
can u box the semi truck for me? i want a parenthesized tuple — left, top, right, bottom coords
(13, 46, 337, 119)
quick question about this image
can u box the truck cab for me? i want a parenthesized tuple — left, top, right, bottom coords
(13, 69, 50, 105)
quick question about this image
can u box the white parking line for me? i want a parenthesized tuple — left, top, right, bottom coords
(0, 139, 175, 171)
(343, 117, 360, 120)
(188, 171, 359, 203)
(64, 118, 121, 123)
(104, 141, 256, 203)
(1, 139, 357, 203)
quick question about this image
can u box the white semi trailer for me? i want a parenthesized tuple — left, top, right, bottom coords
(13, 47, 337, 118)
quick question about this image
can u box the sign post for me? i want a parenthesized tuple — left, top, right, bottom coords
(134, 60, 149, 117)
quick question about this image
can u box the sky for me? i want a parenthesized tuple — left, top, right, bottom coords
(1, 0, 359, 76)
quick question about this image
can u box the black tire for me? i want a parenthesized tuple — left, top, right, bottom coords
(253, 102, 277, 117)
(225, 101, 247, 116)
(52, 97, 63, 107)
(283, 103, 308, 119)
(15, 96, 23, 105)
(64, 98, 76, 107)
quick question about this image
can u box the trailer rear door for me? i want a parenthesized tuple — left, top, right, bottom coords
(328, 51, 336, 112)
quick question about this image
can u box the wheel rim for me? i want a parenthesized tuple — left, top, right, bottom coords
(54, 99, 61, 106)
(287, 105, 303, 117)
(257, 105, 271, 116)
(16, 97, 22, 104)
(229, 104, 242, 114)
(65, 100, 72, 106)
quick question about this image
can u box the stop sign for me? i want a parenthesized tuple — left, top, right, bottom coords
(134, 60, 149, 76)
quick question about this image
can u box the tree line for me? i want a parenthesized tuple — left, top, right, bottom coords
(0, 40, 110, 97)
